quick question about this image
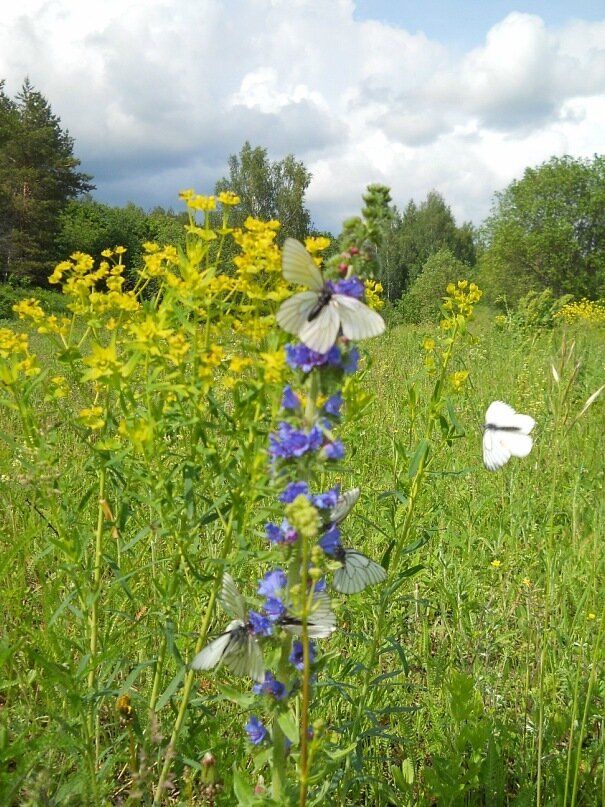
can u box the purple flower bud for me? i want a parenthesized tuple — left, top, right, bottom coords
(323, 391, 343, 417)
(248, 610, 272, 637)
(329, 277, 365, 299)
(343, 346, 360, 375)
(263, 595, 287, 621)
(253, 671, 287, 700)
(289, 639, 316, 671)
(257, 569, 287, 598)
(323, 440, 345, 461)
(245, 715, 268, 745)
(281, 385, 301, 410)
(313, 486, 340, 511)
(279, 481, 310, 503)
(319, 525, 341, 555)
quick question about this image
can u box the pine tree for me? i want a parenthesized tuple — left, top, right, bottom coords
(0, 79, 95, 285)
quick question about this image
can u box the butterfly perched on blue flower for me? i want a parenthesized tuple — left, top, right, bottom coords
(276, 239, 385, 355)
(321, 488, 387, 595)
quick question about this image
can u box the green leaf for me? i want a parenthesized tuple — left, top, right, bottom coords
(155, 667, 185, 711)
(216, 684, 256, 708)
(277, 709, 299, 744)
(407, 439, 430, 479)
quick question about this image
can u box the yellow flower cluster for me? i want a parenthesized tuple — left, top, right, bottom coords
(364, 279, 385, 311)
(0, 327, 40, 385)
(441, 280, 482, 325)
(3, 191, 295, 447)
(556, 298, 605, 324)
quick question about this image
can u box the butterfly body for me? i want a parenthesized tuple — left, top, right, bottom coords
(277, 239, 385, 354)
(483, 400, 536, 471)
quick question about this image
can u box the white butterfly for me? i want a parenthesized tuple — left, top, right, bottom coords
(276, 238, 385, 355)
(483, 400, 536, 471)
(326, 487, 387, 595)
(190, 573, 265, 682)
(277, 589, 337, 638)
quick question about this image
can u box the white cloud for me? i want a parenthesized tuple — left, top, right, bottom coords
(1, 1, 604, 233)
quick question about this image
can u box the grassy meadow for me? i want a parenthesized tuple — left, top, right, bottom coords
(1, 264, 605, 805)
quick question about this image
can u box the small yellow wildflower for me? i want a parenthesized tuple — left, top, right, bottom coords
(587, 612, 596, 621)
(490, 559, 502, 568)
(78, 406, 106, 431)
(12, 298, 45, 324)
(423, 338, 435, 352)
(260, 350, 285, 383)
(229, 356, 253, 373)
(450, 370, 469, 392)
(218, 191, 240, 206)
(522, 577, 531, 588)
(304, 236, 331, 253)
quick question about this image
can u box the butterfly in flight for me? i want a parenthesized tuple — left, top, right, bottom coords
(276, 238, 385, 355)
(483, 400, 536, 471)
(190, 573, 265, 682)
(322, 488, 387, 595)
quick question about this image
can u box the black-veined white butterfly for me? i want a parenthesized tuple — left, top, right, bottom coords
(276, 239, 385, 355)
(483, 400, 536, 471)
(190, 573, 265, 682)
(325, 487, 387, 595)
(277, 589, 337, 638)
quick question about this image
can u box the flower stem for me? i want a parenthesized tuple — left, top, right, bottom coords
(87, 464, 107, 768)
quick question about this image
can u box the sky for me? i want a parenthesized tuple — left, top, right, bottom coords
(1, 0, 604, 235)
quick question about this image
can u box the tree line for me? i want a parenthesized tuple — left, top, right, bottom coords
(1, 79, 604, 311)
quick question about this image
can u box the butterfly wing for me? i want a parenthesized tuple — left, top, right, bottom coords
(483, 429, 512, 471)
(485, 400, 536, 435)
(282, 238, 324, 291)
(190, 620, 245, 670)
(222, 632, 265, 682)
(334, 295, 385, 342)
(297, 300, 341, 355)
(276, 291, 321, 336)
(330, 488, 360, 524)
(219, 572, 248, 621)
(280, 590, 336, 638)
(333, 549, 387, 595)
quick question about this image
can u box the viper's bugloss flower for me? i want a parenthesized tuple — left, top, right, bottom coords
(248, 610, 273, 637)
(322, 440, 345, 461)
(257, 569, 287, 598)
(323, 391, 343, 417)
(245, 715, 268, 745)
(281, 385, 301, 410)
(327, 277, 364, 299)
(342, 346, 360, 374)
(285, 343, 342, 373)
(265, 519, 299, 545)
(319, 525, 341, 555)
(268, 422, 323, 460)
(289, 640, 316, 671)
(263, 595, 287, 621)
(313, 487, 340, 511)
(253, 671, 287, 700)
(279, 481, 310, 503)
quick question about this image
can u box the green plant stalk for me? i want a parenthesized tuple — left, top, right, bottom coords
(152, 509, 237, 806)
(87, 463, 107, 767)
(570, 610, 605, 807)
